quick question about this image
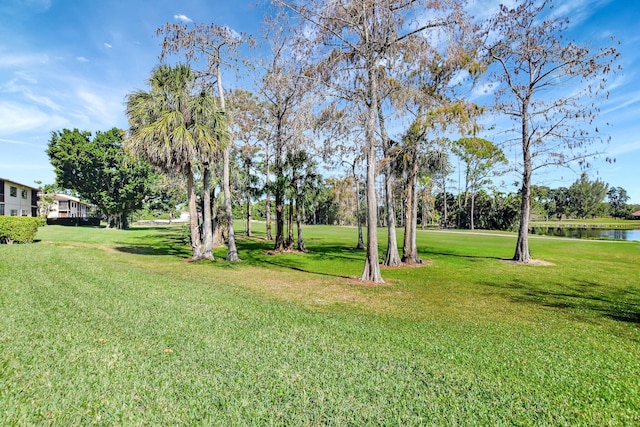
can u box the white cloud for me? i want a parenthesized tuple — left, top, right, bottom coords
(104, 43, 113, 49)
(0, 102, 65, 134)
(0, 52, 49, 68)
(25, 92, 60, 111)
(174, 14, 192, 23)
(0, 137, 42, 147)
(75, 88, 121, 127)
(470, 82, 498, 99)
(76, 56, 90, 63)
(606, 140, 640, 156)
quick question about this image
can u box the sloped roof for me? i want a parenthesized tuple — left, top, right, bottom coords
(0, 177, 39, 191)
(632, 211, 640, 217)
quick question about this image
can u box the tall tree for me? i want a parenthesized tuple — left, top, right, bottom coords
(607, 186, 630, 219)
(258, 10, 316, 252)
(485, 0, 619, 262)
(229, 90, 266, 237)
(452, 136, 507, 229)
(146, 173, 185, 223)
(569, 173, 608, 220)
(158, 22, 253, 262)
(280, 0, 466, 282)
(126, 64, 227, 259)
(47, 128, 153, 229)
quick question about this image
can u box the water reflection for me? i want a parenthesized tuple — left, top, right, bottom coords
(529, 227, 640, 241)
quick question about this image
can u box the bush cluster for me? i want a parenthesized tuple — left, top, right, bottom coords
(0, 217, 44, 244)
(46, 217, 101, 227)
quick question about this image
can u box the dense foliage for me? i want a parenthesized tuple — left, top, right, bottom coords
(0, 216, 43, 244)
(47, 128, 154, 229)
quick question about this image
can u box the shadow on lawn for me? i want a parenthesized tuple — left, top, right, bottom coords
(114, 228, 191, 258)
(481, 278, 640, 326)
(236, 238, 359, 278)
(423, 249, 505, 262)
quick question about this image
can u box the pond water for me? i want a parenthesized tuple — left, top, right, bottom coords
(529, 226, 640, 242)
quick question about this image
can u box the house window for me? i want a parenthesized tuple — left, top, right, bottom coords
(0, 204, 4, 215)
(10, 186, 17, 197)
(21, 209, 28, 216)
(21, 189, 28, 199)
(10, 209, 18, 216)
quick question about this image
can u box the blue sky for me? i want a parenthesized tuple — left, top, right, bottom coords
(1, 0, 639, 203)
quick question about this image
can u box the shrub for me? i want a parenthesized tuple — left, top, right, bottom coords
(46, 217, 101, 227)
(0, 217, 43, 244)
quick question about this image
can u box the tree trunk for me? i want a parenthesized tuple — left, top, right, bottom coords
(470, 188, 475, 231)
(273, 129, 286, 251)
(202, 163, 214, 260)
(211, 187, 219, 247)
(186, 169, 202, 260)
(441, 175, 448, 228)
(246, 194, 252, 237)
(296, 192, 307, 252)
(353, 164, 365, 250)
(360, 63, 383, 283)
(421, 190, 427, 230)
(265, 142, 273, 241)
(402, 157, 421, 264)
(287, 198, 294, 250)
(223, 147, 240, 261)
(215, 61, 239, 262)
(514, 102, 532, 262)
(379, 105, 400, 266)
(275, 188, 285, 251)
(265, 194, 273, 240)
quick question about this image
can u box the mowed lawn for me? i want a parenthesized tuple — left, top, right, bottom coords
(1, 223, 639, 425)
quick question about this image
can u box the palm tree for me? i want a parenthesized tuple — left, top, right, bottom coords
(125, 64, 227, 260)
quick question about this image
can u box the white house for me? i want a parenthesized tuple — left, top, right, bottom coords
(47, 194, 91, 219)
(0, 178, 39, 217)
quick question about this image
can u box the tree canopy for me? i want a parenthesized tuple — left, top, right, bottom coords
(47, 128, 154, 229)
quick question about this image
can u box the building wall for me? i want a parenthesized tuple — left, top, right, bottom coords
(0, 179, 38, 217)
(48, 196, 91, 218)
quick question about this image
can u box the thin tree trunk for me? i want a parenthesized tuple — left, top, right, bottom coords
(223, 147, 240, 261)
(379, 104, 400, 266)
(352, 163, 365, 250)
(441, 175, 448, 228)
(514, 102, 531, 262)
(211, 187, 219, 247)
(402, 157, 421, 264)
(470, 188, 475, 231)
(421, 190, 426, 230)
(273, 126, 286, 251)
(360, 63, 383, 283)
(215, 62, 239, 262)
(202, 164, 214, 260)
(187, 170, 202, 260)
(265, 142, 273, 241)
(245, 161, 252, 237)
(287, 198, 294, 250)
(296, 191, 307, 252)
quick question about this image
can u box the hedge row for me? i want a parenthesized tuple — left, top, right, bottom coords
(46, 217, 101, 227)
(0, 216, 44, 244)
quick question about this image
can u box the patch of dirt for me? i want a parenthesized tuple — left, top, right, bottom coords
(500, 258, 555, 266)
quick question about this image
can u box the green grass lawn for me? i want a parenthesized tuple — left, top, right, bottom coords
(1, 223, 639, 425)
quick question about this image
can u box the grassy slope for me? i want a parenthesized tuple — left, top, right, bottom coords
(0, 224, 638, 425)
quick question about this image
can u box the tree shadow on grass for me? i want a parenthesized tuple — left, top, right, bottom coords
(114, 232, 191, 258)
(114, 245, 190, 258)
(480, 278, 640, 326)
(234, 237, 361, 278)
(424, 249, 505, 262)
